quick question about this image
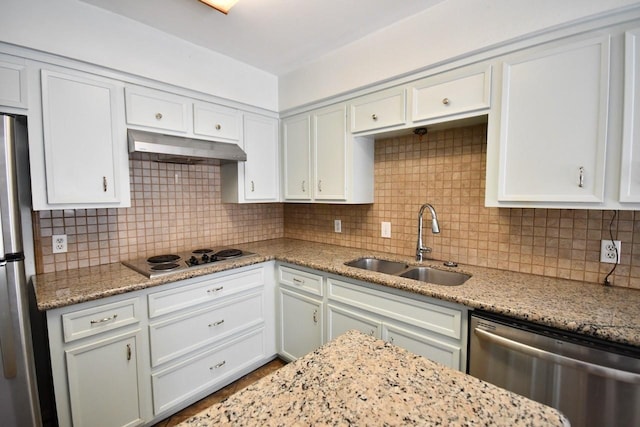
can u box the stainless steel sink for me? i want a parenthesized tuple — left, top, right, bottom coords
(344, 258, 409, 275)
(399, 267, 470, 286)
(345, 258, 470, 286)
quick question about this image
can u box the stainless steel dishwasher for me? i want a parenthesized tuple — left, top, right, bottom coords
(468, 311, 640, 427)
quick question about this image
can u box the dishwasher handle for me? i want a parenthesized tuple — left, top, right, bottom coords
(474, 327, 640, 384)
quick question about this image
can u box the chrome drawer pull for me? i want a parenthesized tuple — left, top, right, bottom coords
(90, 314, 118, 325)
(578, 166, 585, 188)
(292, 278, 304, 285)
(215, 124, 221, 130)
(371, 113, 378, 121)
(102, 176, 107, 192)
(442, 98, 450, 105)
(313, 309, 318, 324)
(208, 319, 225, 327)
(207, 286, 224, 293)
(211, 361, 226, 370)
(126, 344, 131, 361)
(155, 113, 163, 120)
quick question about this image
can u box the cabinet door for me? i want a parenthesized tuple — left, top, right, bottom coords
(350, 87, 406, 133)
(278, 287, 323, 361)
(282, 114, 312, 200)
(382, 322, 461, 370)
(0, 54, 27, 108)
(497, 35, 610, 203)
(41, 70, 127, 205)
(65, 331, 143, 427)
(621, 28, 640, 202)
(243, 114, 280, 201)
(125, 86, 189, 132)
(193, 101, 240, 141)
(327, 303, 380, 341)
(314, 104, 347, 200)
(411, 66, 491, 123)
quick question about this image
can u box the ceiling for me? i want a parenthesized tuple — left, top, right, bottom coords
(80, 0, 445, 76)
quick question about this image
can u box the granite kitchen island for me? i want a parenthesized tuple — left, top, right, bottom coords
(177, 330, 569, 426)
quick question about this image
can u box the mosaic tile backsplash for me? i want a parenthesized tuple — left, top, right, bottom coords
(33, 155, 284, 273)
(284, 124, 640, 289)
(33, 124, 640, 289)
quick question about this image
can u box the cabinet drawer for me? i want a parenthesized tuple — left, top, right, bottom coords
(278, 266, 323, 296)
(62, 298, 140, 343)
(125, 86, 189, 132)
(327, 278, 462, 339)
(383, 322, 461, 369)
(193, 102, 240, 141)
(148, 266, 264, 318)
(151, 328, 265, 415)
(411, 66, 491, 122)
(149, 292, 263, 367)
(350, 87, 406, 133)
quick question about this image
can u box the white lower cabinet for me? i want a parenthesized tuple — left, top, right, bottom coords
(278, 287, 323, 361)
(47, 263, 275, 427)
(277, 264, 468, 371)
(65, 331, 144, 427)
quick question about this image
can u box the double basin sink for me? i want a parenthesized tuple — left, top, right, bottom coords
(345, 258, 470, 286)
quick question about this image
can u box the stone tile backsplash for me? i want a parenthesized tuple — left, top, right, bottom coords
(284, 124, 640, 289)
(33, 124, 640, 289)
(33, 155, 284, 273)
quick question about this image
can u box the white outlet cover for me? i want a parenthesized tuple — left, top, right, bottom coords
(381, 222, 391, 238)
(600, 239, 621, 264)
(334, 219, 342, 233)
(52, 234, 68, 253)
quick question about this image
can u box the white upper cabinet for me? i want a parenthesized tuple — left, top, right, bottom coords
(620, 28, 640, 203)
(125, 85, 189, 133)
(314, 104, 347, 200)
(349, 86, 406, 134)
(193, 101, 240, 142)
(283, 104, 374, 203)
(221, 113, 280, 203)
(488, 34, 611, 206)
(37, 69, 130, 208)
(282, 114, 312, 200)
(410, 65, 491, 124)
(0, 54, 27, 109)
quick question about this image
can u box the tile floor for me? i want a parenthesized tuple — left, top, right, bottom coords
(152, 358, 287, 427)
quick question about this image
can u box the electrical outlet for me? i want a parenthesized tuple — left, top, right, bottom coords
(381, 222, 391, 238)
(334, 219, 342, 233)
(600, 239, 621, 264)
(52, 234, 67, 254)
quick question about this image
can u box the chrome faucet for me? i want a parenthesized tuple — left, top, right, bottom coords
(416, 203, 440, 261)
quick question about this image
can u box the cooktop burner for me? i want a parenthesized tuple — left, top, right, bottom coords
(122, 247, 256, 278)
(147, 254, 180, 264)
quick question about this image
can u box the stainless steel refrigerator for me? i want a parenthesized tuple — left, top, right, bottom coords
(0, 114, 41, 426)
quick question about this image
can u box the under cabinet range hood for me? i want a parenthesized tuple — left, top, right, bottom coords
(127, 129, 247, 164)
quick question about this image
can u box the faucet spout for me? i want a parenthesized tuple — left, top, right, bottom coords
(416, 203, 440, 261)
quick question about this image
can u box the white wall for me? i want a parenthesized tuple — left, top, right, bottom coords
(278, 0, 640, 111)
(0, 0, 278, 111)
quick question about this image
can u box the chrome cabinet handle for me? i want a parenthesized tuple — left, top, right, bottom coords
(251, 180, 255, 192)
(155, 113, 163, 120)
(318, 180, 322, 192)
(215, 124, 221, 130)
(578, 166, 585, 188)
(442, 98, 450, 105)
(208, 319, 225, 327)
(207, 286, 224, 293)
(369, 329, 375, 336)
(313, 309, 318, 324)
(371, 113, 378, 121)
(211, 361, 226, 370)
(126, 344, 131, 361)
(292, 277, 304, 285)
(301, 180, 306, 192)
(474, 328, 640, 384)
(103, 176, 107, 192)
(389, 336, 394, 344)
(90, 314, 118, 324)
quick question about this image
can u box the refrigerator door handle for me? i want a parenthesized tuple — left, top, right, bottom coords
(474, 327, 640, 384)
(0, 264, 17, 378)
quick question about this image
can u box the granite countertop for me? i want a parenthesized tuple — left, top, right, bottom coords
(33, 238, 640, 348)
(177, 330, 569, 427)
